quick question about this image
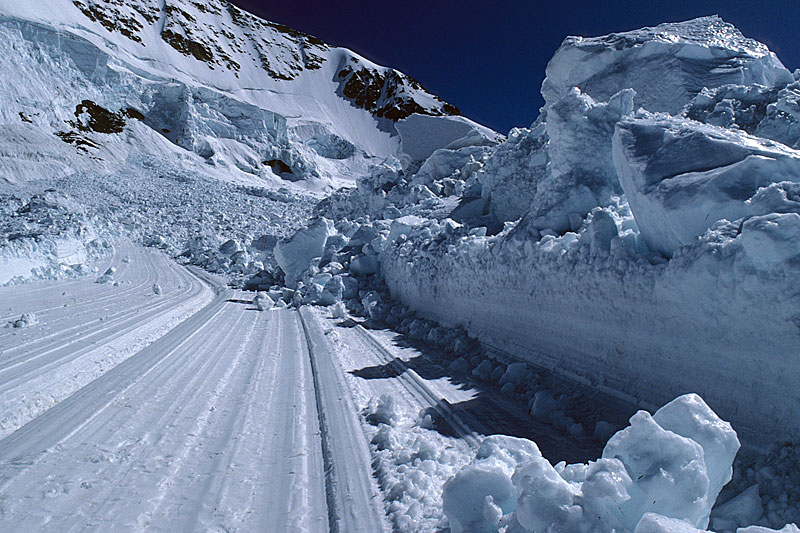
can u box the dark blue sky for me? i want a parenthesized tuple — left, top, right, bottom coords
(230, 1, 800, 134)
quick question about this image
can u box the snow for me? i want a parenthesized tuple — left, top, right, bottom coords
(396, 113, 503, 161)
(443, 436, 541, 532)
(274, 217, 334, 287)
(442, 394, 738, 532)
(267, 14, 800, 529)
(6, 312, 38, 328)
(542, 16, 792, 115)
(712, 485, 764, 531)
(613, 112, 800, 256)
(2, 3, 800, 530)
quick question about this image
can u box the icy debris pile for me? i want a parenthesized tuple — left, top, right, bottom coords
(370, 16, 800, 447)
(0, 190, 111, 284)
(683, 73, 800, 149)
(361, 393, 474, 531)
(443, 394, 795, 533)
(44, 161, 316, 287)
(317, 130, 500, 223)
(266, 15, 800, 528)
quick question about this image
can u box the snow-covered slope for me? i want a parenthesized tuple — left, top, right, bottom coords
(0, 0, 484, 191)
(0, 0, 500, 286)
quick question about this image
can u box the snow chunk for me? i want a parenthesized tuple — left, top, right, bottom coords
(218, 239, 241, 256)
(364, 394, 399, 426)
(95, 266, 116, 284)
(613, 113, 800, 255)
(7, 313, 37, 328)
(253, 291, 273, 311)
(652, 393, 739, 510)
(350, 254, 378, 276)
(479, 88, 632, 230)
(274, 218, 333, 287)
(396, 114, 501, 161)
(443, 394, 740, 532)
(543, 16, 792, 115)
(635, 513, 708, 532)
(443, 436, 541, 533)
(739, 213, 800, 269)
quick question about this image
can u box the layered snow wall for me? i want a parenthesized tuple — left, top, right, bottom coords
(377, 16, 800, 446)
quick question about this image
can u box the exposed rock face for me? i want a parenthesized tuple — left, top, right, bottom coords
(336, 58, 461, 121)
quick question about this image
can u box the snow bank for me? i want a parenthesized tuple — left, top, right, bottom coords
(381, 206, 800, 446)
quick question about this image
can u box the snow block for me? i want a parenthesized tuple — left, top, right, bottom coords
(543, 16, 792, 115)
(613, 114, 800, 256)
(274, 218, 333, 288)
(442, 435, 541, 533)
(396, 113, 501, 161)
(526, 88, 633, 232)
(602, 399, 733, 530)
(350, 254, 378, 276)
(388, 215, 424, 242)
(652, 393, 739, 516)
(739, 213, 800, 269)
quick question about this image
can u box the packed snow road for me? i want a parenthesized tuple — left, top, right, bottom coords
(0, 242, 607, 532)
(0, 243, 388, 531)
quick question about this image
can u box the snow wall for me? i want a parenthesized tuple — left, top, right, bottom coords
(381, 16, 800, 446)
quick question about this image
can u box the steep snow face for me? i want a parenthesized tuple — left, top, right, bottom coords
(0, 0, 474, 191)
(542, 16, 793, 115)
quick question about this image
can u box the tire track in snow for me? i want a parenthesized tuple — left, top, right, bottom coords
(297, 307, 391, 533)
(351, 323, 481, 448)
